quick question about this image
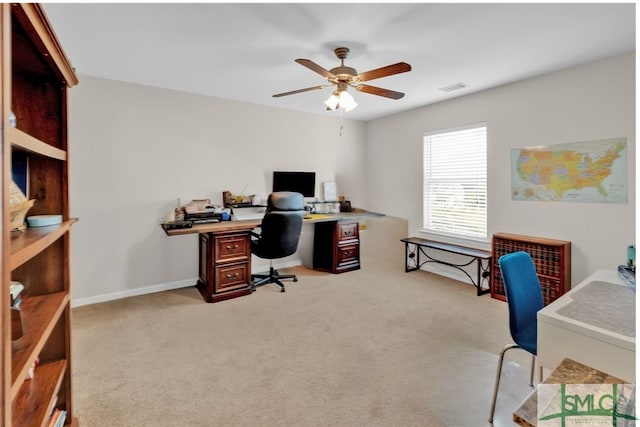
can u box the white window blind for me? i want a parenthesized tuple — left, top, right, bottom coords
(423, 124, 487, 239)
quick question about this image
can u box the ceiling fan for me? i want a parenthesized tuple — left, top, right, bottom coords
(273, 47, 412, 112)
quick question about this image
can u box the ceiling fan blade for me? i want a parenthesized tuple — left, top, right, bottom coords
(356, 62, 411, 82)
(273, 84, 332, 98)
(355, 84, 405, 100)
(295, 59, 336, 80)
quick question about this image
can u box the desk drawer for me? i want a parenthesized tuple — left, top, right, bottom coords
(215, 234, 250, 262)
(337, 243, 360, 269)
(314, 220, 361, 273)
(215, 261, 250, 292)
(337, 222, 359, 242)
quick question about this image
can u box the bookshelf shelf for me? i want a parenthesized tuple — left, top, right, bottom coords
(10, 220, 77, 271)
(2, 3, 79, 426)
(12, 360, 67, 427)
(10, 292, 68, 394)
(9, 128, 68, 161)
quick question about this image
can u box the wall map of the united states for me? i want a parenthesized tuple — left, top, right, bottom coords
(511, 138, 627, 203)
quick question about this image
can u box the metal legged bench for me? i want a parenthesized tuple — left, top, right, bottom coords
(401, 237, 492, 296)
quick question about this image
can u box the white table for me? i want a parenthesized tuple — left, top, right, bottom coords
(537, 269, 636, 382)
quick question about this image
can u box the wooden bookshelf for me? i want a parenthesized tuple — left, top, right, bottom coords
(12, 360, 66, 426)
(2, 3, 79, 426)
(491, 233, 571, 306)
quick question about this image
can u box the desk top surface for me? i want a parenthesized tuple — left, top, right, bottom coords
(538, 269, 635, 349)
(162, 210, 382, 236)
(162, 219, 261, 236)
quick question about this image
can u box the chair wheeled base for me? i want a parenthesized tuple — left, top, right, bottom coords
(251, 265, 297, 293)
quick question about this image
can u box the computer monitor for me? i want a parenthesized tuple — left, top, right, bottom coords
(272, 171, 315, 197)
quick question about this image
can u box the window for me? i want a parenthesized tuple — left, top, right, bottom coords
(423, 123, 487, 239)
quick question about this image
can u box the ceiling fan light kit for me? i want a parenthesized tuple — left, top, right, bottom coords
(274, 46, 411, 113)
(324, 82, 358, 112)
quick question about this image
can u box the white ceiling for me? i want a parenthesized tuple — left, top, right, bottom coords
(42, 3, 635, 122)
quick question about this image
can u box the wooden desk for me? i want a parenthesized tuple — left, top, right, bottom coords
(513, 358, 627, 426)
(164, 220, 261, 302)
(162, 212, 376, 302)
(537, 269, 635, 382)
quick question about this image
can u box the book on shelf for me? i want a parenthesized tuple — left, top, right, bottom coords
(10, 280, 24, 341)
(10, 280, 24, 307)
(47, 409, 66, 427)
(11, 307, 23, 340)
(24, 357, 39, 380)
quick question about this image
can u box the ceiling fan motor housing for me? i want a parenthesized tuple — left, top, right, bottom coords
(331, 47, 357, 82)
(329, 66, 358, 82)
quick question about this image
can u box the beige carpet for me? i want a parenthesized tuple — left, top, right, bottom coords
(71, 217, 534, 426)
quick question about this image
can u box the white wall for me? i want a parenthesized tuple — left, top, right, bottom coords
(365, 52, 635, 285)
(68, 76, 366, 305)
(69, 53, 635, 304)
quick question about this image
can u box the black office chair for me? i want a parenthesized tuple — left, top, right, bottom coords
(251, 191, 304, 293)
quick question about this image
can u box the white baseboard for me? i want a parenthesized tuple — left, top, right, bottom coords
(71, 260, 303, 308)
(71, 278, 196, 307)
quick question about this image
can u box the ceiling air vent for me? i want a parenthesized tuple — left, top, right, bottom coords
(438, 82, 469, 93)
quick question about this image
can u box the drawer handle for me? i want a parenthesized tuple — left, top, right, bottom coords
(345, 230, 353, 235)
(225, 244, 239, 250)
(344, 251, 352, 256)
(226, 272, 240, 279)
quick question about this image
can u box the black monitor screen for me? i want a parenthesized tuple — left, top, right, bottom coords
(272, 171, 316, 197)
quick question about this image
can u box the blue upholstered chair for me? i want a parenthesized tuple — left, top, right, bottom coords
(489, 251, 544, 423)
(250, 192, 304, 293)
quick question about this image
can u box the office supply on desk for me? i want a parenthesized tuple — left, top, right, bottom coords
(191, 218, 219, 224)
(184, 199, 212, 214)
(489, 251, 543, 424)
(232, 205, 267, 221)
(618, 264, 635, 291)
(173, 198, 223, 224)
(185, 211, 225, 221)
(309, 200, 340, 214)
(618, 243, 635, 291)
(339, 200, 352, 212)
(323, 181, 337, 201)
(250, 192, 304, 293)
(164, 220, 193, 230)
